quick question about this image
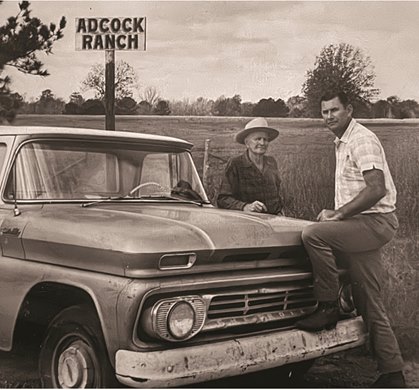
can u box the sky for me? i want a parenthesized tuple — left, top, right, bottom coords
(2, 0, 419, 103)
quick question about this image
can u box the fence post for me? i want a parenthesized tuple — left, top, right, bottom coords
(202, 138, 211, 191)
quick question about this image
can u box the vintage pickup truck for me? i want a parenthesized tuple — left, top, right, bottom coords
(0, 126, 367, 388)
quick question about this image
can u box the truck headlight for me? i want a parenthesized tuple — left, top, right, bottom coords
(167, 301, 195, 339)
(141, 296, 206, 342)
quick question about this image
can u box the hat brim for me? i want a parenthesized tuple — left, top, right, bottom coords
(235, 127, 279, 144)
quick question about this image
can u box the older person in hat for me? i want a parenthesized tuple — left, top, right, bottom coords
(217, 117, 284, 215)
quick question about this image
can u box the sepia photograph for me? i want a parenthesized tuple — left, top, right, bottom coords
(0, 0, 418, 388)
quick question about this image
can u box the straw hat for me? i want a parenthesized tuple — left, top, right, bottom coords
(235, 117, 279, 144)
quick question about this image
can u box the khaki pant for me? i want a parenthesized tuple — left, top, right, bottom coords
(301, 212, 403, 374)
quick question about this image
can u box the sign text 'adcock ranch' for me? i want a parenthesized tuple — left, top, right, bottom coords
(75, 17, 146, 50)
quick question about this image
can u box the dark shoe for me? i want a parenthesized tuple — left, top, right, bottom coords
(295, 301, 340, 332)
(371, 371, 406, 388)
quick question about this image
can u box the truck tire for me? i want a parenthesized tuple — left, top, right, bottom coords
(39, 304, 117, 388)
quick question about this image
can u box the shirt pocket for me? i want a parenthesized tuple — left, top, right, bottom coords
(342, 155, 360, 180)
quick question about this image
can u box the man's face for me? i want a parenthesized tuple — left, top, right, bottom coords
(321, 97, 353, 137)
(245, 131, 269, 156)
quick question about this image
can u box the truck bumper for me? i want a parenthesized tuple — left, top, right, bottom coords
(115, 316, 367, 388)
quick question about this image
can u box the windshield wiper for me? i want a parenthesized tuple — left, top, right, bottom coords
(81, 195, 130, 208)
(137, 194, 211, 207)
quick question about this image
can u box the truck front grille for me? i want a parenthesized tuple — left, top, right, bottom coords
(207, 284, 315, 319)
(201, 281, 317, 332)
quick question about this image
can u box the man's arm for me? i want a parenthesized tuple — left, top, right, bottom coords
(317, 168, 386, 221)
(216, 161, 247, 210)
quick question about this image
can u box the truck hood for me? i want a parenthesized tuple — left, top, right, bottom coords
(8, 203, 313, 277)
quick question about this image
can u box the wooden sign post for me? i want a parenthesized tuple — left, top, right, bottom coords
(75, 17, 147, 130)
(105, 49, 115, 130)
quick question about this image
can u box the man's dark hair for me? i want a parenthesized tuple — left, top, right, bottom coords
(320, 91, 350, 107)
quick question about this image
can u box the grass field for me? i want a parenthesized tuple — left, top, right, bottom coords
(11, 114, 419, 358)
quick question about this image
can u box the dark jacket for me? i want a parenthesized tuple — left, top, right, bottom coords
(217, 152, 283, 215)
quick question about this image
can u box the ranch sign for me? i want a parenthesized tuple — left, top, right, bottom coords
(75, 17, 146, 50)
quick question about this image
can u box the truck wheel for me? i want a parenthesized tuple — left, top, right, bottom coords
(39, 304, 116, 388)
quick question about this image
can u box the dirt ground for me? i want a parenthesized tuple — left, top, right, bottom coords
(0, 346, 418, 388)
(304, 349, 419, 388)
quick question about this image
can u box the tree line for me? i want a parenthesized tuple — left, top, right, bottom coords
(13, 88, 419, 119)
(1, 1, 419, 122)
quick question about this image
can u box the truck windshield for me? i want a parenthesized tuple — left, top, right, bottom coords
(4, 140, 209, 203)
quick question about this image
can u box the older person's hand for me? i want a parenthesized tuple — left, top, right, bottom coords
(244, 201, 267, 213)
(316, 209, 344, 222)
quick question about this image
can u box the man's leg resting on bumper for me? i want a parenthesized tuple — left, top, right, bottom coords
(296, 215, 405, 386)
(295, 215, 391, 331)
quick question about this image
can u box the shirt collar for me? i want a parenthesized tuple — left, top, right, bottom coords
(240, 151, 253, 167)
(334, 118, 356, 146)
(241, 151, 272, 168)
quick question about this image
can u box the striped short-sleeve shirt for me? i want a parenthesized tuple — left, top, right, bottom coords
(334, 119, 396, 213)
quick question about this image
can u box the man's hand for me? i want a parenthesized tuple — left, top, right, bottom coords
(316, 209, 344, 222)
(244, 201, 267, 213)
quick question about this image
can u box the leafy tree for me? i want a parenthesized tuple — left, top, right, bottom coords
(241, 102, 256, 117)
(0, 1, 66, 122)
(386, 95, 400, 106)
(10, 91, 24, 107)
(69, 91, 84, 106)
(64, 92, 84, 114)
(398, 99, 419, 118)
(226, 94, 242, 116)
(355, 101, 373, 118)
(39, 88, 53, 102)
(303, 43, 379, 117)
(212, 95, 227, 116)
(64, 102, 80, 115)
(372, 99, 391, 118)
(212, 94, 242, 116)
(287, 95, 309, 118)
(34, 88, 65, 114)
(383, 96, 419, 119)
(0, 86, 21, 121)
(253, 97, 289, 117)
(193, 97, 214, 116)
(16, 95, 37, 114)
(81, 99, 105, 115)
(81, 60, 138, 101)
(386, 96, 402, 118)
(153, 100, 171, 115)
(116, 96, 137, 115)
(136, 100, 152, 115)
